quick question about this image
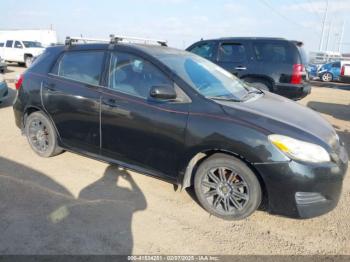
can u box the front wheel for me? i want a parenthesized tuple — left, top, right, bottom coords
(194, 154, 262, 220)
(25, 56, 33, 68)
(321, 72, 333, 82)
(25, 111, 63, 157)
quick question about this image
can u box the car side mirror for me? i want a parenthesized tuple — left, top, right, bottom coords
(150, 85, 177, 100)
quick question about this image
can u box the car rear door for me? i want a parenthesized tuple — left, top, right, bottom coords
(215, 40, 251, 77)
(42, 49, 106, 154)
(100, 51, 190, 179)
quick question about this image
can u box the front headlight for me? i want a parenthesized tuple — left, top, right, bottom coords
(268, 134, 330, 163)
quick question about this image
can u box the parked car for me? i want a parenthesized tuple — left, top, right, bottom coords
(186, 37, 310, 100)
(13, 36, 348, 220)
(306, 63, 322, 80)
(318, 61, 350, 82)
(0, 75, 8, 103)
(340, 63, 350, 82)
(0, 55, 7, 73)
(0, 40, 45, 67)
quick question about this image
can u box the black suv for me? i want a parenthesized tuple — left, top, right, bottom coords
(187, 37, 310, 100)
(13, 37, 347, 220)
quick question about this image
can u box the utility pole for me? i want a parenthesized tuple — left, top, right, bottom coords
(338, 20, 345, 53)
(326, 20, 332, 51)
(319, 0, 329, 51)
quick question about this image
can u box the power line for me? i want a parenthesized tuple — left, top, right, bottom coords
(306, 0, 322, 19)
(259, 0, 319, 36)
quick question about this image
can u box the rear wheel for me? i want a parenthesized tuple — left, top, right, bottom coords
(25, 111, 63, 157)
(244, 79, 271, 91)
(321, 72, 333, 82)
(25, 56, 33, 68)
(194, 154, 262, 220)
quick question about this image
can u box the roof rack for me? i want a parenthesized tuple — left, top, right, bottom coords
(109, 34, 167, 46)
(65, 35, 167, 47)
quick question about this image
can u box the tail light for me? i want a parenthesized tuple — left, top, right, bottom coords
(341, 66, 345, 76)
(15, 74, 24, 90)
(291, 64, 304, 84)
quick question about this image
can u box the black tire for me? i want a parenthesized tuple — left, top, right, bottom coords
(25, 111, 63, 157)
(194, 153, 262, 220)
(321, 72, 333, 82)
(25, 56, 33, 68)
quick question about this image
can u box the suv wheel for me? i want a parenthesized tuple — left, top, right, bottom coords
(194, 154, 262, 220)
(25, 56, 33, 68)
(321, 72, 333, 82)
(245, 79, 271, 91)
(25, 111, 63, 157)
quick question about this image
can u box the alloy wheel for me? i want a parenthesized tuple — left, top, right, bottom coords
(201, 166, 249, 214)
(28, 118, 50, 153)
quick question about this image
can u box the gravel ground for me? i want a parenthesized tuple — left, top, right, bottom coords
(0, 65, 349, 255)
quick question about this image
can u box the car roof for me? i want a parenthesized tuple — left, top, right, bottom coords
(46, 42, 190, 57)
(202, 37, 288, 42)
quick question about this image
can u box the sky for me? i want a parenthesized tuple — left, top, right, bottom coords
(1, 0, 349, 53)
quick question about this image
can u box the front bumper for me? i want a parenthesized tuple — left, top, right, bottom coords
(254, 146, 348, 218)
(274, 82, 311, 100)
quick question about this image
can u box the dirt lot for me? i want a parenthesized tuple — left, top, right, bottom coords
(0, 65, 349, 255)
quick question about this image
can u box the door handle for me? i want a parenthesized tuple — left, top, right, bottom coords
(235, 66, 247, 70)
(102, 98, 118, 108)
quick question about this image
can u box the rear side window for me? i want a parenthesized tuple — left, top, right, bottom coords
(253, 42, 293, 63)
(0, 43, 4, 47)
(108, 52, 172, 99)
(6, 41, 13, 48)
(51, 51, 105, 86)
(218, 43, 246, 62)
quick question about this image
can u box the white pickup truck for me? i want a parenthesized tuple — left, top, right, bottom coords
(340, 63, 350, 83)
(0, 40, 45, 67)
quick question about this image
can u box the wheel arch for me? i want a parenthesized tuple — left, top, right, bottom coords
(241, 75, 275, 90)
(181, 149, 268, 209)
(24, 53, 34, 59)
(23, 106, 62, 143)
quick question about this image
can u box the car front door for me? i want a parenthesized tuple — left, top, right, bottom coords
(216, 41, 250, 78)
(100, 51, 190, 179)
(42, 50, 106, 154)
(331, 62, 341, 79)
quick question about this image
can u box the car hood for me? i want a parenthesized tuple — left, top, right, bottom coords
(217, 92, 338, 151)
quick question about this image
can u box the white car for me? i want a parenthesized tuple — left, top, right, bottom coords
(0, 40, 45, 67)
(340, 63, 350, 83)
(0, 56, 6, 73)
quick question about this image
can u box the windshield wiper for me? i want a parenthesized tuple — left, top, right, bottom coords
(207, 96, 242, 102)
(242, 88, 264, 100)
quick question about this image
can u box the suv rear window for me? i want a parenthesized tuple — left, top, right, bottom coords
(253, 42, 293, 63)
(51, 51, 105, 86)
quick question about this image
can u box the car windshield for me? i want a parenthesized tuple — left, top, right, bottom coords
(157, 53, 249, 101)
(22, 41, 43, 48)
